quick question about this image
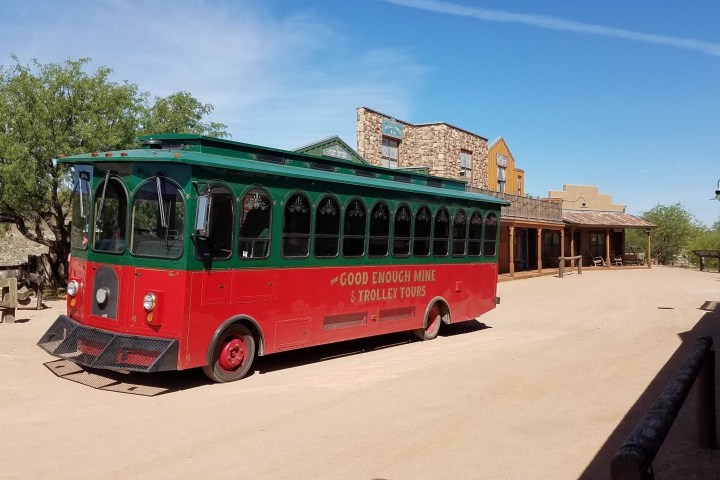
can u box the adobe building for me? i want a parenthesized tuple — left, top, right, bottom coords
(548, 185, 655, 268)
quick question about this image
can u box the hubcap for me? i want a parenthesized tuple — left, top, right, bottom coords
(218, 337, 246, 371)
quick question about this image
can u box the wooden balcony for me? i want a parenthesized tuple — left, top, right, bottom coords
(467, 187, 563, 223)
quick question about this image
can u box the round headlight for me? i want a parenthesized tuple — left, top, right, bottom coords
(143, 293, 157, 312)
(67, 280, 79, 297)
(95, 287, 109, 305)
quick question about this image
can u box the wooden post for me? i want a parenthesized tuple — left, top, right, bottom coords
(537, 228, 543, 273)
(560, 228, 565, 262)
(646, 230, 652, 268)
(605, 229, 611, 268)
(509, 226, 515, 277)
(570, 227, 575, 267)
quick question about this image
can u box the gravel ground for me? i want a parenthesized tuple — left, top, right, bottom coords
(0, 266, 718, 479)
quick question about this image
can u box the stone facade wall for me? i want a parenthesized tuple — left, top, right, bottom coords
(357, 107, 489, 189)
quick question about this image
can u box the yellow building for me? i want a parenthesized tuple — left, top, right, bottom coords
(487, 138, 524, 196)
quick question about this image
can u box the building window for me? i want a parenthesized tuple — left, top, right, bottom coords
(459, 150, 472, 179)
(381, 137, 399, 168)
(517, 175, 523, 195)
(498, 166, 506, 193)
(590, 232, 606, 258)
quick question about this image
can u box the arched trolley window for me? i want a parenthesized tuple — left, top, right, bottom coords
(483, 212, 499, 257)
(392, 204, 412, 257)
(93, 174, 128, 254)
(451, 209, 468, 257)
(238, 188, 272, 259)
(343, 199, 366, 258)
(413, 206, 431, 257)
(314, 196, 340, 258)
(468, 211, 483, 256)
(130, 176, 185, 258)
(369, 201, 390, 257)
(282, 192, 311, 258)
(194, 184, 234, 260)
(433, 208, 450, 257)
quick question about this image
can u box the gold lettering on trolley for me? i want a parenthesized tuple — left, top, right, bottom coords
(333, 268, 435, 304)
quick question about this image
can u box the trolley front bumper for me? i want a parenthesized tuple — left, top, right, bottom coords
(37, 315, 178, 372)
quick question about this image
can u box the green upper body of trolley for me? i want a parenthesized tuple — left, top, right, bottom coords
(65, 134, 508, 272)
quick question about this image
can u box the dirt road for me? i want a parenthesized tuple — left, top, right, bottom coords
(1, 267, 718, 479)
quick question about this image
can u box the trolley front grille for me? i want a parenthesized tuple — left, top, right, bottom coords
(37, 316, 178, 372)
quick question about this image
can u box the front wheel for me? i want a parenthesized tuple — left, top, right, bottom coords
(203, 324, 256, 383)
(412, 304, 442, 341)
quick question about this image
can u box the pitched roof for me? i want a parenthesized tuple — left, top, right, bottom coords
(562, 210, 656, 229)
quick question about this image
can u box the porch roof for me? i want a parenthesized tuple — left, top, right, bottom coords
(562, 210, 656, 229)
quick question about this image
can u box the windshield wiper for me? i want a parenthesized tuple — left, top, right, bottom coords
(156, 176, 168, 229)
(96, 171, 111, 223)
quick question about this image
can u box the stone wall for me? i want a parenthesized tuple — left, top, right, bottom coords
(357, 107, 489, 189)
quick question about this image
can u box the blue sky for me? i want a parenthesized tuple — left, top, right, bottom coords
(2, 0, 719, 226)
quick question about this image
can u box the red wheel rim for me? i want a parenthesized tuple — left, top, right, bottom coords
(218, 337, 246, 372)
(427, 306, 440, 333)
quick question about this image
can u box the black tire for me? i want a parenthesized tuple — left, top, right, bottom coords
(412, 303, 442, 341)
(203, 324, 256, 383)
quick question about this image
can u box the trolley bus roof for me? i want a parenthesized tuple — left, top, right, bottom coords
(58, 134, 509, 206)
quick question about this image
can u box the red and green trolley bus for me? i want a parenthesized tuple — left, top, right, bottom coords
(38, 134, 507, 382)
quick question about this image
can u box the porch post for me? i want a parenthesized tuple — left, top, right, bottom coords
(509, 225, 515, 277)
(570, 227, 575, 267)
(605, 229, 611, 268)
(646, 230, 652, 268)
(560, 228, 565, 261)
(537, 228, 543, 273)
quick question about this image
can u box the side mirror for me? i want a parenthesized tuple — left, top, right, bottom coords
(195, 193, 212, 237)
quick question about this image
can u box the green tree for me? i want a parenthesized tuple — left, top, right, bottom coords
(0, 57, 228, 286)
(641, 203, 702, 265)
(0, 57, 145, 285)
(140, 91, 228, 138)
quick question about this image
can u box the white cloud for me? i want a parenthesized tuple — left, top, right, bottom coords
(1, 0, 425, 148)
(387, 0, 720, 57)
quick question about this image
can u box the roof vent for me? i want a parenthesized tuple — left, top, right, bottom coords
(142, 139, 164, 149)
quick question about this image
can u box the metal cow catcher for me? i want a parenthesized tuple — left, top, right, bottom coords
(38, 134, 507, 382)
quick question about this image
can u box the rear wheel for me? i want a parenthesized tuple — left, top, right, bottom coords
(413, 304, 442, 341)
(203, 324, 256, 383)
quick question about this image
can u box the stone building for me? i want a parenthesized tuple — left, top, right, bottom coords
(356, 107, 489, 189)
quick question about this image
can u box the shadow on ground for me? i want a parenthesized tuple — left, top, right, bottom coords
(44, 319, 491, 396)
(580, 301, 720, 479)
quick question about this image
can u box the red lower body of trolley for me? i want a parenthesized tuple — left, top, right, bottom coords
(38, 258, 498, 381)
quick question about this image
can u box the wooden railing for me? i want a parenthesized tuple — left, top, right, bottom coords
(467, 187, 563, 223)
(611, 336, 716, 479)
